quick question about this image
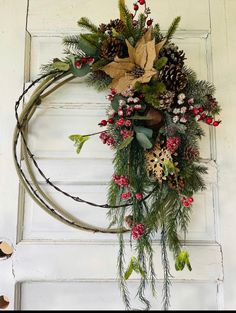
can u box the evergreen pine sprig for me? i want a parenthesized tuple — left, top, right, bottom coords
(63, 34, 81, 51)
(78, 17, 99, 34)
(165, 16, 181, 42)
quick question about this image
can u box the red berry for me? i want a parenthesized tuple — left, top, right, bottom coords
(138, 0, 145, 5)
(193, 108, 199, 115)
(188, 197, 194, 203)
(183, 201, 190, 207)
(108, 118, 114, 124)
(81, 57, 87, 64)
(199, 107, 204, 113)
(213, 121, 221, 127)
(147, 19, 153, 26)
(121, 193, 127, 200)
(201, 113, 207, 119)
(134, 4, 139, 11)
(136, 193, 143, 200)
(75, 60, 82, 69)
(111, 89, 116, 95)
(206, 117, 213, 125)
(87, 57, 95, 65)
(99, 120, 107, 126)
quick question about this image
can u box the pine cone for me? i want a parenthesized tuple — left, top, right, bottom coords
(159, 64, 188, 92)
(159, 90, 175, 110)
(100, 37, 127, 60)
(184, 146, 200, 161)
(160, 44, 186, 67)
(204, 95, 219, 113)
(109, 19, 125, 33)
(168, 174, 185, 191)
(98, 23, 108, 33)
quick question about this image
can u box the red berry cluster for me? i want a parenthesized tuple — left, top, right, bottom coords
(99, 118, 114, 127)
(112, 174, 129, 187)
(181, 196, 194, 207)
(99, 132, 115, 146)
(132, 223, 145, 240)
(75, 57, 95, 69)
(192, 107, 221, 127)
(132, 0, 152, 26)
(166, 137, 180, 154)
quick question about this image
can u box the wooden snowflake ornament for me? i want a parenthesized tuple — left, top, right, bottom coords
(145, 145, 172, 182)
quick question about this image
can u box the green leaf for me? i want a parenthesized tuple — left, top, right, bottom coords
(155, 56, 168, 70)
(134, 126, 153, 139)
(136, 132, 153, 150)
(124, 259, 133, 280)
(163, 160, 178, 176)
(78, 36, 98, 57)
(175, 251, 192, 272)
(110, 95, 125, 112)
(69, 134, 90, 154)
(118, 137, 134, 150)
(71, 64, 91, 77)
(52, 61, 70, 72)
(156, 82, 166, 93)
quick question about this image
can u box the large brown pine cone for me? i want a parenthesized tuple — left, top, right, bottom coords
(159, 64, 188, 92)
(160, 44, 186, 67)
(168, 175, 185, 191)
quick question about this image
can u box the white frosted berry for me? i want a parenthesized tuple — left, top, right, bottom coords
(173, 108, 180, 114)
(178, 93, 186, 100)
(173, 115, 179, 123)
(180, 106, 187, 114)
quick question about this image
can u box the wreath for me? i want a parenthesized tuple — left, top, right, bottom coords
(14, 0, 221, 310)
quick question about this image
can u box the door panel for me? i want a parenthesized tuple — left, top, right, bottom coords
(2, 0, 236, 310)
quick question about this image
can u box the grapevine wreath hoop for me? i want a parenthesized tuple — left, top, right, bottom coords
(13, 0, 221, 310)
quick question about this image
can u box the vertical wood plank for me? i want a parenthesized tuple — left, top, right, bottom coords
(0, 0, 28, 309)
(210, 0, 236, 309)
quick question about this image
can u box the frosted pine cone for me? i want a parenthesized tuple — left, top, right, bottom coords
(184, 146, 200, 161)
(159, 64, 188, 92)
(159, 91, 175, 110)
(160, 43, 186, 67)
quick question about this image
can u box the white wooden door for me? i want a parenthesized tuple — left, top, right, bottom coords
(1, 0, 236, 310)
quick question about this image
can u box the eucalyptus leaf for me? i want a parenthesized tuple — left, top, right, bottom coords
(136, 132, 153, 150)
(111, 95, 125, 112)
(52, 61, 70, 72)
(118, 137, 133, 150)
(78, 36, 98, 57)
(175, 251, 192, 272)
(71, 64, 91, 77)
(134, 126, 153, 139)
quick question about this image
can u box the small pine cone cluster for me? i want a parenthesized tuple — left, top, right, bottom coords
(160, 44, 186, 67)
(159, 90, 175, 110)
(184, 146, 200, 161)
(159, 64, 188, 92)
(100, 37, 127, 59)
(168, 175, 185, 191)
(98, 19, 125, 34)
(204, 95, 219, 114)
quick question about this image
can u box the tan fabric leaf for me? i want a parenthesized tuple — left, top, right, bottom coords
(110, 75, 134, 93)
(155, 39, 166, 57)
(143, 26, 153, 42)
(135, 42, 148, 69)
(125, 39, 135, 63)
(144, 39, 156, 70)
(102, 60, 134, 78)
(139, 69, 156, 83)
